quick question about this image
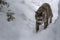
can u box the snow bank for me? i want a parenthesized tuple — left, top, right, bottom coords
(6, 0, 59, 23)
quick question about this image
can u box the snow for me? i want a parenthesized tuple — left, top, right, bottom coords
(0, 0, 60, 40)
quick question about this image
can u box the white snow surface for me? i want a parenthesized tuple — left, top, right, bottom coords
(0, 0, 60, 40)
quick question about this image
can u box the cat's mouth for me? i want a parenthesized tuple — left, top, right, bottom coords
(37, 21, 43, 24)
